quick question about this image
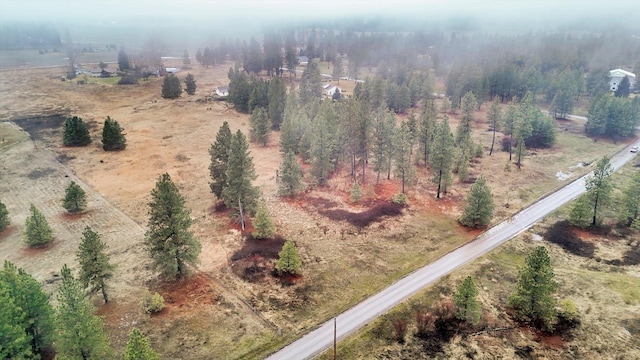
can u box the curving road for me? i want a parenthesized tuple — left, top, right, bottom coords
(267, 140, 640, 360)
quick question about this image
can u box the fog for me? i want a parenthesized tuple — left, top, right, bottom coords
(2, 0, 639, 29)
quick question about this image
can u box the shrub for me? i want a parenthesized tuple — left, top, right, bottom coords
(141, 291, 165, 314)
(161, 74, 182, 99)
(392, 192, 408, 205)
(475, 144, 484, 158)
(501, 136, 512, 152)
(350, 181, 363, 203)
(556, 299, 581, 332)
(0, 199, 9, 231)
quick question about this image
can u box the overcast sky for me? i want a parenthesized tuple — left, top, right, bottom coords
(1, 0, 638, 24)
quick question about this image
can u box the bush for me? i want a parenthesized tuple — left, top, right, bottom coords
(141, 291, 165, 314)
(392, 193, 408, 205)
(475, 144, 484, 158)
(0, 199, 9, 231)
(117, 75, 138, 85)
(501, 136, 512, 152)
(556, 299, 581, 332)
(350, 181, 363, 203)
(62, 181, 87, 214)
(24, 204, 53, 247)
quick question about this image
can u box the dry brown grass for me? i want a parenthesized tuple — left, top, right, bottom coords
(1, 61, 636, 359)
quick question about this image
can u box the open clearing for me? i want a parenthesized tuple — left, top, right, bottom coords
(0, 61, 636, 358)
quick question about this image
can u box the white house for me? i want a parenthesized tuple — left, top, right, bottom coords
(609, 68, 636, 92)
(322, 83, 341, 97)
(215, 85, 229, 97)
(165, 67, 180, 74)
(297, 56, 309, 66)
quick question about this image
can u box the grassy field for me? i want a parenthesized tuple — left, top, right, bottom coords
(316, 158, 640, 359)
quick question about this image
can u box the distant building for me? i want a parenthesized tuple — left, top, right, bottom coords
(297, 56, 309, 66)
(609, 68, 636, 92)
(165, 67, 180, 74)
(215, 85, 229, 97)
(322, 83, 341, 97)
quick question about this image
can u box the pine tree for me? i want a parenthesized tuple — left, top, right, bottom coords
(278, 150, 304, 197)
(222, 131, 260, 230)
(184, 73, 196, 95)
(0, 261, 54, 357)
(161, 74, 182, 99)
(54, 264, 111, 359)
(279, 93, 302, 155)
(252, 202, 275, 240)
(418, 101, 437, 165)
(332, 55, 343, 84)
(393, 120, 415, 194)
(620, 170, 640, 227)
(508, 246, 557, 330)
(429, 116, 455, 198)
(585, 156, 613, 227)
(102, 116, 127, 151)
(63, 116, 91, 147)
(309, 104, 337, 185)
(268, 77, 286, 130)
(454, 276, 481, 324)
(62, 181, 87, 214)
(0, 199, 9, 232)
(460, 175, 495, 228)
(123, 328, 160, 360)
(145, 173, 201, 280)
(456, 91, 476, 147)
(487, 97, 502, 156)
(77, 227, 114, 304)
(615, 76, 631, 98)
(249, 107, 270, 146)
(371, 108, 395, 184)
(0, 284, 31, 359)
(24, 204, 53, 247)
(299, 61, 322, 104)
(275, 239, 302, 276)
(569, 195, 591, 229)
(118, 50, 130, 71)
(209, 122, 232, 200)
(182, 50, 191, 66)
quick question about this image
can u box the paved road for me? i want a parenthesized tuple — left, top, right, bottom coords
(267, 140, 640, 360)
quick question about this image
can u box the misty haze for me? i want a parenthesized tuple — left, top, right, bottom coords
(1, 0, 639, 359)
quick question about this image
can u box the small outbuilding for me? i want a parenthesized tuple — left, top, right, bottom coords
(215, 85, 229, 97)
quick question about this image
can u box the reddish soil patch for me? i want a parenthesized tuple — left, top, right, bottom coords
(538, 333, 565, 349)
(156, 273, 219, 312)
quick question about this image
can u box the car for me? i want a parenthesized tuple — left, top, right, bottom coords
(631, 146, 639, 153)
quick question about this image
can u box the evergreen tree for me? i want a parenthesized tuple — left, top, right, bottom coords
(0, 284, 31, 359)
(209, 122, 232, 200)
(309, 102, 337, 185)
(429, 116, 455, 198)
(123, 329, 160, 360)
(63, 116, 91, 147)
(184, 73, 196, 95)
(161, 74, 182, 99)
(279, 93, 302, 155)
(615, 76, 631, 98)
(77, 227, 113, 304)
(0, 261, 54, 357)
(487, 97, 502, 156)
(418, 101, 437, 165)
(584, 156, 613, 227)
(228, 68, 251, 113)
(248, 78, 269, 114)
(508, 246, 557, 330)
(222, 131, 260, 230)
(55, 264, 111, 359)
(460, 175, 494, 228)
(393, 120, 415, 194)
(102, 116, 127, 151)
(118, 50, 130, 71)
(620, 170, 640, 228)
(182, 50, 191, 66)
(454, 276, 481, 324)
(24, 204, 53, 247)
(145, 173, 201, 280)
(456, 91, 476, 147)
(275, 239, 302, 276)
(278, 150, 304, 197)
(252, 202, 275, 240)
(568, 195, 591, 229)
(249, 107, 270, 146)
(0, 199, 9, 232)
(62, 181, 87, 214)
(267, 77, 286, 130)
(332, 55, 343, 84)
(513, 96, 534, 170)
(299, 61, 322, 104)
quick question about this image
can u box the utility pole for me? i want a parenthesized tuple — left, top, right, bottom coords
(333, 317, 337, 360)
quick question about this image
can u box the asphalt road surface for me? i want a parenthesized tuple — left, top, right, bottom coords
(267, 140, 640, 360)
